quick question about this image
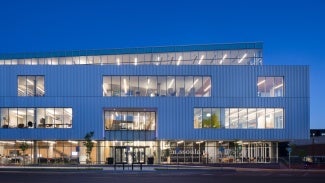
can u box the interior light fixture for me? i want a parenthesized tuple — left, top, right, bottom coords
(238, 53, 247, 63)
(198, 55, 205, 65)
(68, 140, 78, 144)
(102, 84, 107, 95)
(156, 56, 160, 66)
(64, 108, 72, 116)
(188, 79, 199, 91)
(134, 58, 137, 66)
(257, 80, 266, 86)
(36, 86, 45, 93)
(176, 56, 182, 65)
(42, 141, 56, 144)
(18, 88, 24, 93)
(168, 79, 175, 88)
(204, 85, 211, 92)
(116, 58, 120, 65)
(26, 79, 34, 85)
(273, 83, 283, 89)
(220, 54, 227, 64)
(123, 78, 127, 93)
(177, 140, 184, 144)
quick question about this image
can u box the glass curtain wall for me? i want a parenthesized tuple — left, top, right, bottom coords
(103, 76, 211, 97)
(0, 140, 276, 165)
(1, 49, 262, 66)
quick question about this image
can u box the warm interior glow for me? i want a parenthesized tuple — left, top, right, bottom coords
(134, 58, 137, 65)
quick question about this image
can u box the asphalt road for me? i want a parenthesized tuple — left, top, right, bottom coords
(0, 169, 324, 183)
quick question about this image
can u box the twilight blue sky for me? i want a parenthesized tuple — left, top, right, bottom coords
(0, 0, 324, 128)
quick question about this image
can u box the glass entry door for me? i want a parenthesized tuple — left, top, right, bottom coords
(133, 147, 145, 164)
(115, 147, 128, 164)
(115, 146, 146, 164)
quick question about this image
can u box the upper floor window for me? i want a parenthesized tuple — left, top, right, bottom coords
(194, 108, 284, 129)
(257, 77, 283, 97)
(103, 76, 211, 97)
(18, 76, 45, 96)
(1, 108, 72, 129)
(104, 109, 156, 131)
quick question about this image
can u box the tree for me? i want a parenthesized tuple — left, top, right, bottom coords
(202, 114, 221, 128)
(19, 142, 29, 165)
(83, 131, 94, 164)
(211, 114, 221, 128)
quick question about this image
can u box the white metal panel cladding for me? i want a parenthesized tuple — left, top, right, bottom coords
(0, 65, 309, 140)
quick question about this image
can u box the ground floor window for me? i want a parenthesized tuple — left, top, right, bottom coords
(0, 140, 278, 165)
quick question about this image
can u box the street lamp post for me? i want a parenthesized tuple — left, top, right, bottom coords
(286, 145, 292, 169)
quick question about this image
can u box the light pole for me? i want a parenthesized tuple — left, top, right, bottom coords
(286, 145, 292, 169)
(312, 133, 315, 164)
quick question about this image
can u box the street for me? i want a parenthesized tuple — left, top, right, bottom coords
(0, 169, 324, 183)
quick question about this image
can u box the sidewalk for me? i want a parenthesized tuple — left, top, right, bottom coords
(1, 164, 325, 173)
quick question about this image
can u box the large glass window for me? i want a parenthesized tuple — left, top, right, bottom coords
(0, 108, 72, 128)
(257, 77, 284, 97)
(104, 109, 156, 131)
(194, 108, 284, 129)
(1, 48, 262, 66)
(103, 76, 211, 97)
(18, 76, 45, 96)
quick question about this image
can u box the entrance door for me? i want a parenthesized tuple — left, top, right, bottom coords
(114, 146, 146, 164)
(115, 147, 128, 164)
(133, 147, 145, 164)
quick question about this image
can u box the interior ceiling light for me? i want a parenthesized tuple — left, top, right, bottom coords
(198, 55, 205, 65)
(168, 79, 175, 88)
(257, 80, 266, 86)
(204, 85, 211, 92)
(220, 54, 227, 64)
(238, 53, 247, 63)
(176, 56, 182, 65)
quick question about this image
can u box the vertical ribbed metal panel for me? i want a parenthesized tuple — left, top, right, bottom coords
(0, 65, 309, 141)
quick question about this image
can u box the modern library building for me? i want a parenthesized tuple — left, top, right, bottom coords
(0, 42, 309, 165)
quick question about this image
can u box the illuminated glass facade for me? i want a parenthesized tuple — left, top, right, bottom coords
(0, 43, 309, 165)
